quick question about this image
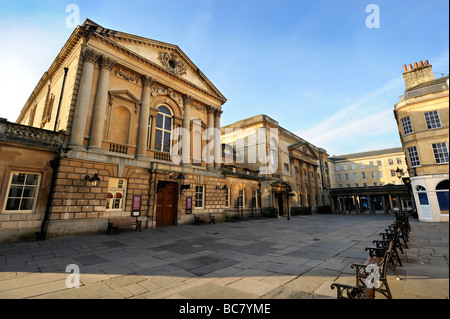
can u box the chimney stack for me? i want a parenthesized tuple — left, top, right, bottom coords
(402, 60, 435, 91)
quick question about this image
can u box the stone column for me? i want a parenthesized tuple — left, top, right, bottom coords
(182, 95, 192, 164)
(88, 56, 116, 150)
(214, 109, 222, 168)
(136, 75, 154, 159)
(206, 106, 215, 168)
(69, 48, 97, 149)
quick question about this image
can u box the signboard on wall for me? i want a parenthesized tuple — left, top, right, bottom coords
(132, 195, 141, 217)
(186, 197, 192, 214)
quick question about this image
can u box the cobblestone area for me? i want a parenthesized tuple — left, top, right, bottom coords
(0, 214, 448, 299)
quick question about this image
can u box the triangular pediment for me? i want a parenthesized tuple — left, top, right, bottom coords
(82, 19, 226, 103)
(288, 142, 319, 160)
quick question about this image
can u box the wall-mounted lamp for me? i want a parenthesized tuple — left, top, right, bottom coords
(216, 185, 228, 193)
(395, 167, 404, 179)
(180, 184, 190, 194)
(85, 173, 101, 187)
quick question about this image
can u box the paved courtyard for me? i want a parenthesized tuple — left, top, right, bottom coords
(0, 214, 448, 299)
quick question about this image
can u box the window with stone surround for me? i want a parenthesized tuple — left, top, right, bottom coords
(106, 178, 127, 210)
(225, 187, 231, 208)
(432, 142, 449, 164)
(424, 111, 442, 129)
(238, 189, 245, 208)
(155, 105, 173, 153)
(4, 171, 41, 213)
(407, 146, 421, 167)
(195, 185, 205, 209)
(401, 116, 413, 135)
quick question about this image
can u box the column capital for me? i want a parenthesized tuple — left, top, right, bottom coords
(82, 48, 98, 64)
(207, 105, 216, 115)
(182, 94, 194, 106)
(99, 56, 116, 71)
(142, 75, 156, 88)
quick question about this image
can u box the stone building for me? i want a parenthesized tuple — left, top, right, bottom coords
(221, 115, 332, 217)
(1, 19, 264, 241)
(328, 148, 412, 213)
(394, 60, 449, 222)
(0, 119, 63, 242)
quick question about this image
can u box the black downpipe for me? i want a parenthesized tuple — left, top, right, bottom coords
(53, 67, 69, 132)
(38, 154, 61, 241)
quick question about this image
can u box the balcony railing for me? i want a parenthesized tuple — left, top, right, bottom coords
(109, 143, 128, 154)
(153, 150, 171, 161)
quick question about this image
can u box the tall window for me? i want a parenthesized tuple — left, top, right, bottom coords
(371, 171, 377, 178)
(155, 105, 172, 153)
(146, 116, 152, 149)
(4, 172, 41, 212)
(424, 111, 441, 129)
(225, 187, 231, 208)
(252, 190, 260, 208)
(407, 146, 421, 167)
(195, 185, 205, 209)
(238, 189, 245, 208)
(436, 180, 449, 215)
(401, 116, 413, 135)
(106, 178, 127, 210)
(270, 138, 278, 173)
(361, 172, 366, 180)
(432, 142, 449, 164)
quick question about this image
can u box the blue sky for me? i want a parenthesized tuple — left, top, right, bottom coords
(0, 0, 448, 155)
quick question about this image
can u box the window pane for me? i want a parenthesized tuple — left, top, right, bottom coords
(6, 198, 21, 210)
(8, 186, 23, 198)
(437, 192, 449, 214)
(418, 193, 429, 205)
(163, 132, 171, 153)
(164, 116, 172, 131)
(11, 173, 26, 185)
(22, 186, 38, 198)
(156, 113, 164, 128)
(20, 198, 34, 211)
(158, 105, 171, 115)
(26, 174, 40, 185)
(155, 129, 162, 151)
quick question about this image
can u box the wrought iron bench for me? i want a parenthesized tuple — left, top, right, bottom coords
(330, 283, 375, 299)
(193, 213, 216, 225)
(107, 217, 142, 235)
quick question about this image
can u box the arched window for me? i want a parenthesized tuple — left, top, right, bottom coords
(155, 105, 173, 153)
(436, 180, 449, 214)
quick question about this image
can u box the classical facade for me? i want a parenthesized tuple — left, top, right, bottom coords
(0, 19, 264, 241)
(221, 115, 332, 216)
(394, 60, 449, 222)
(328, 148, 412, 214)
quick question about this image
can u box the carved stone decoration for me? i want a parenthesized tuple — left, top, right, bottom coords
(151, 85, 183, 108)
(191, 103, 206, 113)
(112, 65, 141, 85)
(142, 75, 155, 88)
(83, 48, 98, 63)
(159, 51, 187, 76)
(182, 94, 194, 106)
(99, 56, 116, 71)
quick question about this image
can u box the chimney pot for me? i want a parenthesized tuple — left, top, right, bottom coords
(403, 65, 407, 72)
(414, 62, 419, 68)
(425, 60, 429, 65)
(419, 61, 424, 67)
(409, 64, 413, 70)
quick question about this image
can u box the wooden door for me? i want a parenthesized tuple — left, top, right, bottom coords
(156, 182, 178, 227)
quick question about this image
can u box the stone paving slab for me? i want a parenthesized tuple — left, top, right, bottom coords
(0, 214, 448, 300)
